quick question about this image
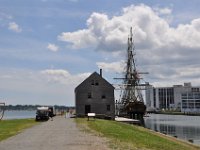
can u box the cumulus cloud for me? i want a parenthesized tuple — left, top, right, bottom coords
(8, 22, 22, 33)
(58, 4, 200, 86)
(69, 0, 79, 2)
(47, 43, 59, 52)
(96, 61, 125, 73)
(58, 29, 97, 49)
(154, 7, 172, 15)
(0, 12, 12, 20)
(58, 4, 172, 51)
(41, 69, 91, 85)
(58, 4, 200, 52)
(0, 69, 92, 105)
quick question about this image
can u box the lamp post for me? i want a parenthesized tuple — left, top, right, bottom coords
(0, 102, 5, 120)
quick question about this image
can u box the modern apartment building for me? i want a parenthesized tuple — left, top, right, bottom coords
(145, 82, 200, 112)
(181, 91, 200, 113)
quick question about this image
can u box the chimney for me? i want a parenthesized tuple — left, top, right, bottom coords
(100, 69, 102, 77)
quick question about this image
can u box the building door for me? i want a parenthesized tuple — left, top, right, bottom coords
(85, 105, 91, 114)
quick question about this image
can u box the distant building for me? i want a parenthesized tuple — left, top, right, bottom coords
(145, 82, 200, 113)
(181, 91, 200, 113)
(75, 70, 115, 119)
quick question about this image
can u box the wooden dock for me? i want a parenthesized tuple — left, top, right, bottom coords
(115, 117, 140, 124)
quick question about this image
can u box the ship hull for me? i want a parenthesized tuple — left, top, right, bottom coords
(125, 101, 146, 119)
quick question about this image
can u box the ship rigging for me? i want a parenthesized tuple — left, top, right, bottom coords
(115, 27, 148, 120)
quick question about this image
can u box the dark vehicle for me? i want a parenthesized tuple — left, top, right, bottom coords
(35, 107, 49, 121)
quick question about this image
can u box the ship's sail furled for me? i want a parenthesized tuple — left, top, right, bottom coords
(119, 27, 148, 118)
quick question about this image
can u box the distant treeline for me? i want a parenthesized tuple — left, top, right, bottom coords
(5, 105, 74, 111)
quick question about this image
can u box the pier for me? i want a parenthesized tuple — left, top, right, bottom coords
(115, 117, 140, 124)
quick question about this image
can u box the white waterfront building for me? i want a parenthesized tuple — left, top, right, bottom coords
(145, 82, 200, 113)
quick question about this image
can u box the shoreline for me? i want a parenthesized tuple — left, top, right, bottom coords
(148, 111, 200, 116)
(146, 124, 200, 146)
(76, 118, 200, 150)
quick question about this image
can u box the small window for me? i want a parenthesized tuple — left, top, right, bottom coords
(95, 80, 99, 86)
(91, 80, 94, 85)
(102, 95, 106, 99)
(107, 105, 111, 111)
(88, 92, 92, 98)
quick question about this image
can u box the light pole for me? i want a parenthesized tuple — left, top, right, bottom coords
(0, 102, 5, 120)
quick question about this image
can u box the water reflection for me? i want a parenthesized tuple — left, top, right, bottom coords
(144, 114, 200, 145)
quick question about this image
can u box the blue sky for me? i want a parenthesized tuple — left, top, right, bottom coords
(1, 0, 200, 106)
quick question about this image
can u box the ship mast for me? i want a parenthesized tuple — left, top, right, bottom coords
(120, 27, 144, 105)
(116, 27, 148, 119)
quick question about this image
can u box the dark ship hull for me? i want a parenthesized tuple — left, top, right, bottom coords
(125, 101, 146, 115)
(116, 27, 148, 122)
(124, 101, 146, 121)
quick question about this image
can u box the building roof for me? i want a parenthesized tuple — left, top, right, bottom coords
(75, 71, 114, 92)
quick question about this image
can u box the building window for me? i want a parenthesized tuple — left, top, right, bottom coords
(95, 80, 99, 86)
(102, 94, 106, 99)
(88, 92, 92, 98)
(107, 105, 111, 111)
(196, 103, 200, 108)
(92, 80, 99, 86)
(91, 80, 94, 85)
(153, 89, 156, 108)
(158, 88, 174, 109)
(192, 88, 199, 92)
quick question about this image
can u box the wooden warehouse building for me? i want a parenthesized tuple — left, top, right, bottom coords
(75, 70, 115, 119)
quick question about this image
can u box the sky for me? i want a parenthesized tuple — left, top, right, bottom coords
(1, 0, 200, 106)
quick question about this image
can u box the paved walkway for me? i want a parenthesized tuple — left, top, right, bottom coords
(0, 116, 110, 150)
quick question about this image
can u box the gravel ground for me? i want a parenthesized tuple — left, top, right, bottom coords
(0, 116, 110, 150)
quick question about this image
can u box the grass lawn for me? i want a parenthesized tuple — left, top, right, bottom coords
(76, 118, 200, 150)
(0, 119, 38, 141)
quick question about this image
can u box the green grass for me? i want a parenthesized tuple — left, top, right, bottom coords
(76, 118, 200, 150)
(0, 119, 38, 141)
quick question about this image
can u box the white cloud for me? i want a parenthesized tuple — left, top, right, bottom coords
(57, 4, 171, 51)
(96, 61, 125, 73)
(47, 43, 59, 52)
(0, 69, 91, 105)
(58, 29, 97, 49)
(58, 4, 200, 51)
(69, 0, 79, 2)
(41, 69, 70, 78)
(0, 12, 12, 20)
(57, 4, 200, 87)
(8, 22, 22, 33)
(41, 69, 91, 85)
(154, 7, 172, 15)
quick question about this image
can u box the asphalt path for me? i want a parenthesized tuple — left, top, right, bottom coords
(0, 116, 110, 150)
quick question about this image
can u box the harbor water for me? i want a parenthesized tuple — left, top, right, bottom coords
(144, 114, 200, 145)
(3, 110, 36, 120)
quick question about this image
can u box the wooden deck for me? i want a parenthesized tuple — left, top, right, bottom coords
(115, 117, 140, 124)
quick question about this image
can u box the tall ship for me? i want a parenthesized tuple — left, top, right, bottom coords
(116, 27, 148, 120)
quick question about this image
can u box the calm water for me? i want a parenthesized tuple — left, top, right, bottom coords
(144, 114, 200, 145)
(3, 110, 36, 120)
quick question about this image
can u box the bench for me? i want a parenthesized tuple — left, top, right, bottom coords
(87, 113, 96, 121)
